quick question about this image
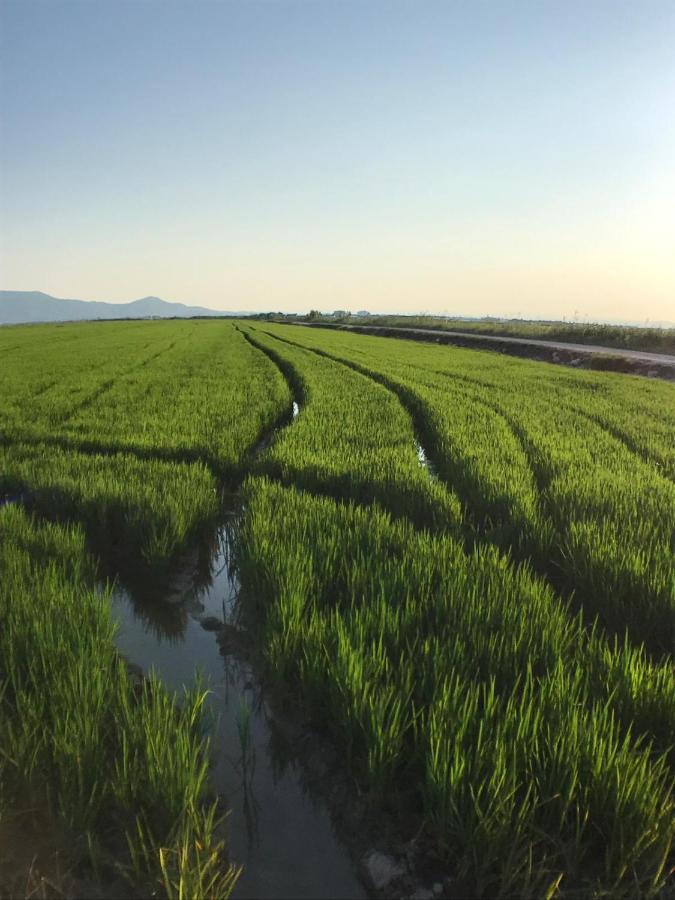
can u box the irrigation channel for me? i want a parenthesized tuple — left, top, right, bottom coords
(108, 397, 368, 899)
(3, 361, 441, 897)
(111, 515, 364, 899)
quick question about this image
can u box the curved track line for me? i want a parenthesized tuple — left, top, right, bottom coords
(256, 328, 441, 482)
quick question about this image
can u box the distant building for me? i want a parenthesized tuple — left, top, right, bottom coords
(356, 310, 371, 317)
(332, 310, 350, 317)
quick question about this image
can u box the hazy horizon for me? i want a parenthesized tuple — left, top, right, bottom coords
(1, 1, 674, 321)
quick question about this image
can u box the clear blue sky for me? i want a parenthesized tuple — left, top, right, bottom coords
(1, 0, 674, 320)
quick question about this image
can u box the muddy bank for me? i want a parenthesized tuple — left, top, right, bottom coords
(0, 811, 135, 900)
(296, 323, 675, 381)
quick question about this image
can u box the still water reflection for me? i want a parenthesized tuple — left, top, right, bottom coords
(110, 516, 364, 900)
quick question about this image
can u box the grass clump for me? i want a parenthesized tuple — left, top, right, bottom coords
(0, 505, 240, 897)
(267, 323, 675, 656)
(0, 442, 219, 570)
(237, 477, 674, 897)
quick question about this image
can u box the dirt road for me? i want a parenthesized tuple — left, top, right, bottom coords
(299, 323, 675, 380)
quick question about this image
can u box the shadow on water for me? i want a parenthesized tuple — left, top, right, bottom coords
(110, 402, 364, 900)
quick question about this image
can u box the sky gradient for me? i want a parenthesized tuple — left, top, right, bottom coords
(1, 0, 674, 321)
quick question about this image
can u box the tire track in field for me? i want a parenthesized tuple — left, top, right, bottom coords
(236, 328, 460, 535)
(373, 362, 556, 575)
(407, 374, 544, 541)
(254, 329, 576, 596)
(263, 329, 554, 559)
(59, 340, 178, 425)
(29, 379, 59, 400)
(0, 430, 222, 477)
(237, 328, 306, 414)
(426, 358, 675, 485)
(257, 326, 550, 512)
(257, 333, 546, 546)
(254, 328, 443, 483)
(240, 326, 472, 535)
(435, 369, 675, 655)
(423, 367, 552, 494)
(562, 404, 675, 483)
(440, 371, 556, 529)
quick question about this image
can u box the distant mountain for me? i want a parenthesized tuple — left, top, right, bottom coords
(0, 291, 241, 324)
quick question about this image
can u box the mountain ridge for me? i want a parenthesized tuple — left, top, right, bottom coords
(0, 291, 243, 324)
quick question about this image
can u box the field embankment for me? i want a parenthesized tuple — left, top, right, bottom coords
(295, 321, 675, 381)
(284, 314, 675, 356)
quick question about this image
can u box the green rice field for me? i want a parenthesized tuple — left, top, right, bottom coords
(1, 319, 673, 898)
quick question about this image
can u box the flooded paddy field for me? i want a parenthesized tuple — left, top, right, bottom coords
(1, 319, 673, 899)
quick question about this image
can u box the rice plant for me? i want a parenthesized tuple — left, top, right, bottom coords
(2, 317, 673, 898)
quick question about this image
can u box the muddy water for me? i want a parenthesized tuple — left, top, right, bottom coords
(110, 516, 364, 900)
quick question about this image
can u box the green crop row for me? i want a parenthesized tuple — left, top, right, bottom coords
(1, 320, 292, 477)
(264, 324, 675, 656)
(242, 327, 462, 531)
(0, 321, 294, 896)
(0, 505, 240, 897)
(2, 317, 673, 898)
(237, 477, 674, 897)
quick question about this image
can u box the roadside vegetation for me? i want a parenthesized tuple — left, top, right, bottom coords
(275, 312, 675, 355)
(1, 318, 672, 898)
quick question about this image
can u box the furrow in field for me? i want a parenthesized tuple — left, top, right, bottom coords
(257, 328, 444, 485)
(238, 327, 306, 412)
(563, 403, 675, 482)
(473, 390, 675, 655)
(259, 328, 553, 565)
(0, 430, 223, 477)
(59, 338, 180, 424)
(28, 378, 59, 400)
(245, 326, 463, 534)
(413, 374, 547, 542)
(269, 324, 675, 657)
(244, 329, 469, 535)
